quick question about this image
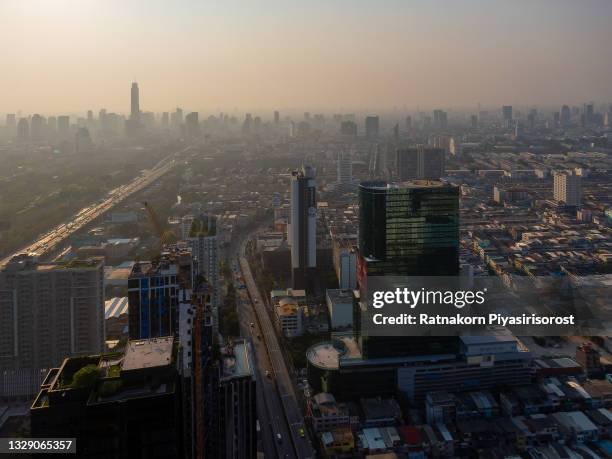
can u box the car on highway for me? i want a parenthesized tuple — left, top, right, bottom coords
(265, 370, 271, 378)
(250, 322, 255, 328)
(276, 433, 282, 443)
(299, 427, 306, 438)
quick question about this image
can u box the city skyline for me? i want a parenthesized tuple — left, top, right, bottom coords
(2, 0, 612, 113)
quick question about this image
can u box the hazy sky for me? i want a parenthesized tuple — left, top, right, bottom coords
(2, 0, 612, 114)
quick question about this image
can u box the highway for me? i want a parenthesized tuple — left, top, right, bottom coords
(238, 243, 315, 459)
(0, 147, 190, 267)
(231, 257, 293, 459)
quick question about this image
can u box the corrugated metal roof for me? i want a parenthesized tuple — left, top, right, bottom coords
(104, 297, 129, 319)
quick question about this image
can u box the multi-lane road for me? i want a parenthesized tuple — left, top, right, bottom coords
(0, 147, 190, 267)
(231, 256, 294, 458)
(238, 243, 315, 459)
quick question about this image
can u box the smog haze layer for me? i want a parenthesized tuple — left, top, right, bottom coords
(2, 0, 612, 113)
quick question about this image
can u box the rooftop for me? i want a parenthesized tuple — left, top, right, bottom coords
(222, 339, 254, 379)
(326, 289, 355, 304)
(307, 334, 361, 370)
(360, 180, 451, 191)
(104, 297, 129, 320)
(122, 336, 174, 371)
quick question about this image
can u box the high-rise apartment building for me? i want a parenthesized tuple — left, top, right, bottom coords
(336, 151, 353, 192)
(186, 214, 220, 311)
(289, 166, 317, 290)
(554, 170, 582, 207)
(0, 255, 105, 372)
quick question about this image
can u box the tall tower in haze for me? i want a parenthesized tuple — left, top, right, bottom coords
(289, 166, 317, 291)
(130, 82, 140, 120)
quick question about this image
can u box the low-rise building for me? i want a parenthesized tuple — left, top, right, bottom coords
(320, 427, 354, 456)
(326, 289, 354, 330)
(551, 411, 599, 443)
(309, 392, 350, 432)
(275, 299, 304, 337)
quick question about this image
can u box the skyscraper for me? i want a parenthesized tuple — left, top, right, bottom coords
(584, 103, 594, 125)
(340, 120, 357, 137)
(502, 105, 513, 122)
(405, 115, 412, 131)
(17, 118, 29, 141)
(185, 112, 200, 138)
(554, 170, 582, 207)
(433, 109, 448, 130)
(419, 146, 445, 180)
(5, 114, 16, 138)
(30, 114, 45, 141)
(358, 180, 460, 358)
(396, 148, 419, 181)
(171, 107, 183, 130)
(358, 180, 459, 278)
(470, 114, 478, 129)
(396, 146, 445, 181)
(560, 105, 571, 127)
(75, 127, 93, 154)
(57, 116, 70, 139)
(130, 82, 140, 120)
(365, 116, 379, 139)
(289, 165, 317, 290)
(273, 110, 280, 124)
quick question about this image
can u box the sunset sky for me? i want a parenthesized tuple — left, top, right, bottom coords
(2, 0, 612, 114)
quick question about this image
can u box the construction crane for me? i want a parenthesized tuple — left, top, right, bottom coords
(142, 201, 174, 246)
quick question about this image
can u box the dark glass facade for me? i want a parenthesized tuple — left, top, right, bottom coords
(359, 180, 459, 276)
(358, 180, 460, 359)
(128, 265, 179, 340)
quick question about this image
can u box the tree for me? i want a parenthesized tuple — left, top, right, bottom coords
(71, 364, 101, 388)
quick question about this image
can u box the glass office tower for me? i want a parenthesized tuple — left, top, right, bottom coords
(358, 180, 460, 358)
(359, 180, 459, 277)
